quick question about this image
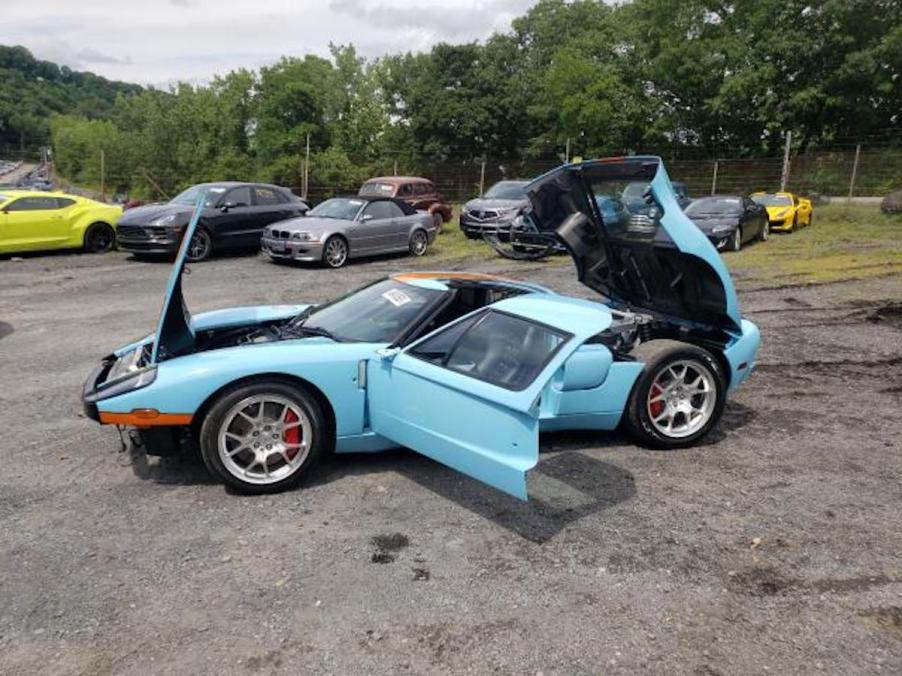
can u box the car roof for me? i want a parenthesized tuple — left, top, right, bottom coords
(390, 271, 552, 295)
(0, 189, 84, 200)
(363, 176, 433, 185)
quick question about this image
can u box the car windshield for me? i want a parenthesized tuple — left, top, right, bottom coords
(359, 182, 395, 196)
(752, 194, 792, 207)
(685, 197, 742, 216)
(296, 279, 444, 343)
(309, 198, 365, 220)
(483, 181, 528, 200)
(170, 185, 226, 207)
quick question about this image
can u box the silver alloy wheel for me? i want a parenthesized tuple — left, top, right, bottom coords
(324, 237, 347, 267)
(188, 230, 211, 261)
(432, 212, 443, 229)
(761, 221, 770, 240)
(217, 394, 313, 485)
(410, 230, 428, 256)
(731, 228, 742, 251)
(647, 359, 717, 439)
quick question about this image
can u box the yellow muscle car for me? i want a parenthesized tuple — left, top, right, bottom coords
(750, 191, 813, 232)
(0, 190, 121, 255)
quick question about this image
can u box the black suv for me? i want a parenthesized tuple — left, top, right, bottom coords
(116, 182, 308, 261)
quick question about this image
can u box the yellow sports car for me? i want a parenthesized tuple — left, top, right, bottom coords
(750, 191, 813, 232)
(0, 190, 122, 255)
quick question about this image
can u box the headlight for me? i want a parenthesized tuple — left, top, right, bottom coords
(150, 214, 177, 226)
(96, 347, 157, 399)
(711, 225, 734, 234)
(291, 232, 320, 242)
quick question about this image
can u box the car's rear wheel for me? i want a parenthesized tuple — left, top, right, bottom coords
(83, 222, 115, 253)
(322, 236, 348, 268)
(409, 229, 428, 257)
(623, 340, 727, 449)
(199, 380, 327, 494)
(806, 213, 813, 227)
(186, 228, 213, 262)
(759, 220, 770, 241)
(431, 211, 443, 231)
(730, 227, 742, 252)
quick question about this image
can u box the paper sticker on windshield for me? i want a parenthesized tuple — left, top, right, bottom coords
(382, 289, 412, 307)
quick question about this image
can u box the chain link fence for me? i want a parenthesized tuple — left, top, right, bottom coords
(3, 144, 900, 205)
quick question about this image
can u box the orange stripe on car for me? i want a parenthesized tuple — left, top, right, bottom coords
(99, 410, 193, 426)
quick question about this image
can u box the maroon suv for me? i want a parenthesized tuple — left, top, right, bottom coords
(359, 176, 453, 230)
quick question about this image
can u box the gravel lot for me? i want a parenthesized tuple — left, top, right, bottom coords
(1, 246, 900, 674)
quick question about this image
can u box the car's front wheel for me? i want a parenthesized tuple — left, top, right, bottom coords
(186, 228, 213, 262)
(83, 222, 116, 253)
(322, 236, 348, 268)
(759, 220, 770, 241)
(623, 340, 727, 449)
(199, 380, 328, 494)
(730, 227, 742, 252)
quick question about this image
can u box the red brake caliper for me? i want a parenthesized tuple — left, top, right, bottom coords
(283, 409, 300, 460)
(649, 383, 665, 417)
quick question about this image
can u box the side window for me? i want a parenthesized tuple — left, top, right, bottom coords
(254, 187, 282, 206)
(363, 200, 403, 220)
(410, 311, 569, 391)
(6, 196, 61, 211)
(56, 198, 76, 208)
(396, 183, 413, 198)
(223, 186, 252, 207)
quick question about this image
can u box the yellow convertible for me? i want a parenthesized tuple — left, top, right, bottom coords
(0, 190, 121, 255)
(750, 191, 813, 232)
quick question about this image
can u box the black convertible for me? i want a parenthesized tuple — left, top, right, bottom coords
(116, 182, 308, 262)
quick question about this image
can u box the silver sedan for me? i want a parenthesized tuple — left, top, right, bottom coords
(261, 196, 437, 268)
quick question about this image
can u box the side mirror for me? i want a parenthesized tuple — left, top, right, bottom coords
(360, 213, 374, 222)
(220, 203, 233, 213)
(377, 347, 400, 362)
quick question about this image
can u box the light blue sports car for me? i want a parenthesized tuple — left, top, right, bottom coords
(82, 157, 760, 499)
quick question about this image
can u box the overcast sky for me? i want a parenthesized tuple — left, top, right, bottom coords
(0, 0, 538, 86)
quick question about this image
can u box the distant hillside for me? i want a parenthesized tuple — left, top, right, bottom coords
(0, 45, 142, 152)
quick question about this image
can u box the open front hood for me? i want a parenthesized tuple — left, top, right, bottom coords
(150, 196, 207, 363)
(524, 156, 742, 330)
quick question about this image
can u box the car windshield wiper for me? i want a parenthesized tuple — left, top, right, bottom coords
(293, 323, 339, 341)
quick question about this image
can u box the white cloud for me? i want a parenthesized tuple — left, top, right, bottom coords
(0, 0, 538, 85)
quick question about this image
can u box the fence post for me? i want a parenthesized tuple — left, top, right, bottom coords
(479, 158, 486, 196)
(303, 133, 310, 200)
(100, 149, 105, 202)
(565, 138, 570, 164)
(780, 131, 792, 192)
(393, 159, 398, 176)
(711, 160, 718, 195)
(847, 144, 861, 204)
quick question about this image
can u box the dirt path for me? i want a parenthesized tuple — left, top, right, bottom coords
(1, 249, 900, 674)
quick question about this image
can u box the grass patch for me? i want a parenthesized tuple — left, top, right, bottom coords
(725, 204, 902, 286)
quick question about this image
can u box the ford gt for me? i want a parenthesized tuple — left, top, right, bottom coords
(82, 157, 760, 500)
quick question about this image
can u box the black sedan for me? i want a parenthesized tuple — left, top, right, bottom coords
(684, 195, 769, 252)
(116, 182, 308, 262)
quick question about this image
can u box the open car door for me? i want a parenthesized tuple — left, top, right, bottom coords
(367, 294, 612, 500)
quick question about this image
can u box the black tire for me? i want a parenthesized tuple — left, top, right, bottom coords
(788, 215, 797, 233)
(622, 340, 727, 449)
(431, 211, 443, 230)
(806, 213, 813, 228)
(185, 228, 213, 262)
(730, 227, 742, 252)
(409, 229, 428, 257)
(322, 235, 348, 268)
(759, 220, 770, 242)
(83, 222, 115, 253)
(199, 379, 328, 494)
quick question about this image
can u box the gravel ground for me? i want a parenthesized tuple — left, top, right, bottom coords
(1, 246, 900, 675)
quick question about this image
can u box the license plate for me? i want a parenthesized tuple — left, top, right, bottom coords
(269, 241, 286, 253)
